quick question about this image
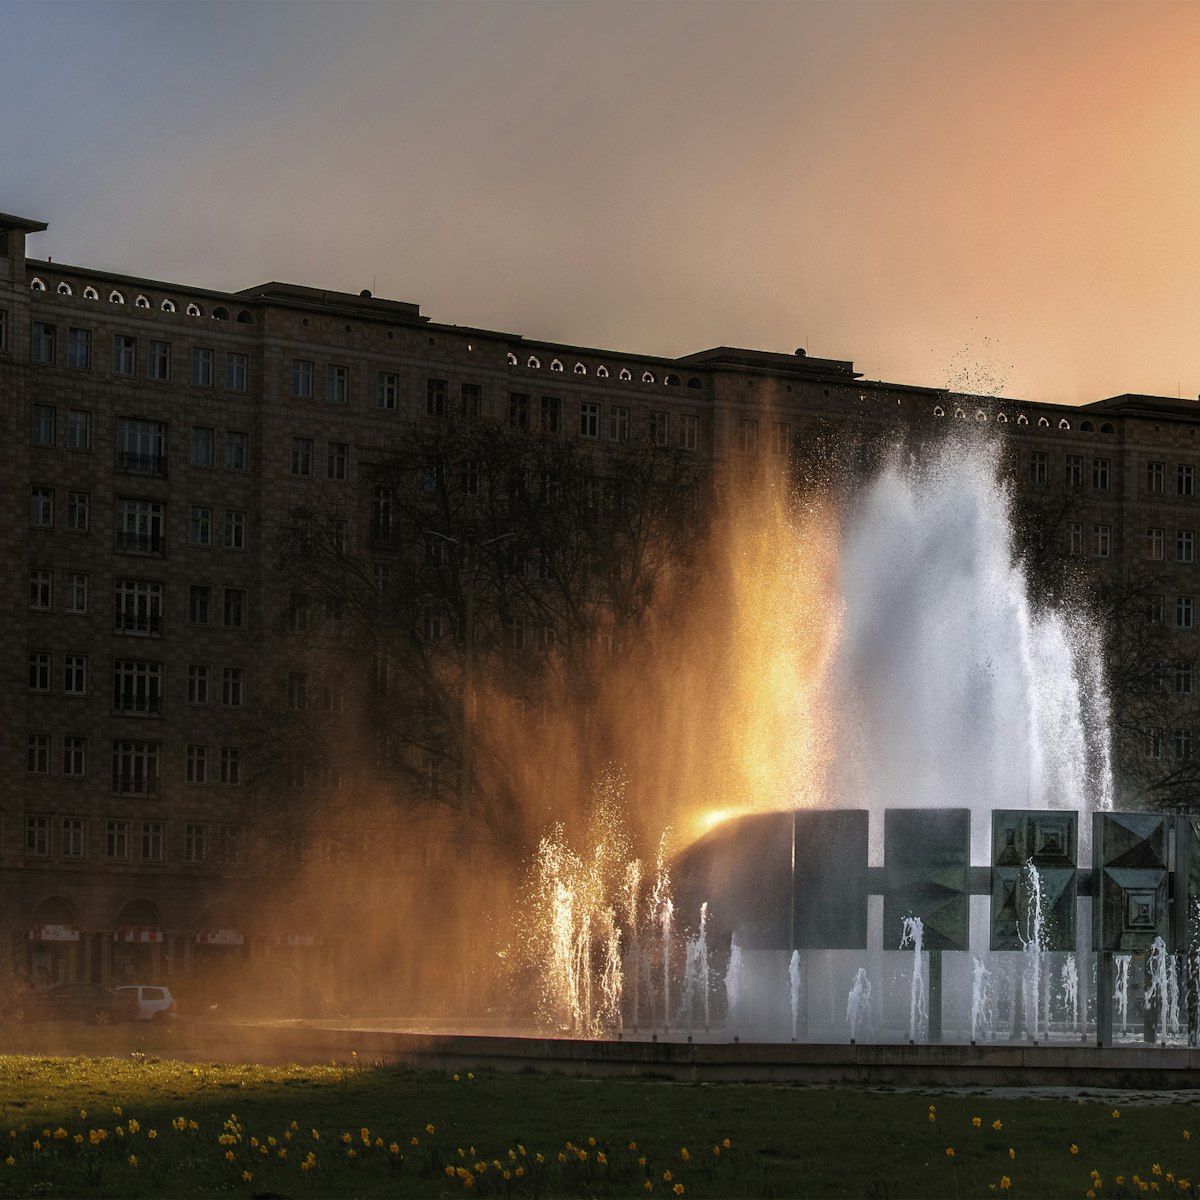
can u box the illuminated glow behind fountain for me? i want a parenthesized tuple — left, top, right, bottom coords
(513, 436, 1119, 1044)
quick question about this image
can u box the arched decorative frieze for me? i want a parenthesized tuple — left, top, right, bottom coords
(933, 405, 946, 417)
(1059, 418, 1071, 430)
(30, 277, 46, 292)
(186, 302, 203, 317)
(596, 365, 610, 378)
(573, 362, 587, 375)
(641, 371, 655, 384)
(83, 286, 99, 300)
(212, 306, 229, 320)
(618, 367, 632, 381)
(527, 355, 541, 369)
(135, 294, 151, 309)
(160, 299, 176, 312)
(664, 373, 680, 386)
(56, 281, 73, 296)
(550, 358, 563, 372)
(506, 352, 518, 366)
(108, 290, 125, 304)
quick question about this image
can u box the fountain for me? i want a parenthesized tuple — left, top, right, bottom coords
(499, 436, 1200, 1061)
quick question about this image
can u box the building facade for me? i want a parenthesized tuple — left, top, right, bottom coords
(0, 209, 1195, 1007)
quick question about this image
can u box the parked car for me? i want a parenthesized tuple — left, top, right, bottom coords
(4, 983, 138, 1025)
(113, 984, 178, 1021)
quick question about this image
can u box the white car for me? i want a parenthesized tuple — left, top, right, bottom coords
(113, 984, 178, 1021)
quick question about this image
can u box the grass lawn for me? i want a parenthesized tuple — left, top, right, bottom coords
(0, 1053, 1196, 1197)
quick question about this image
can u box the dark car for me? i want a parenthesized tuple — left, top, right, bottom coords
(5, 983, 139, 1025)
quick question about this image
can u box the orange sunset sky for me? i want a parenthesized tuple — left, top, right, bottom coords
(5, 0, 1200, 405)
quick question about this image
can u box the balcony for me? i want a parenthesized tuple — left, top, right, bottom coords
(116, 450, 167, 476)
(115, 531, 163, 555)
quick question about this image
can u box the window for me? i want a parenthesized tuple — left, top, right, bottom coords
(1093, 458, 1110, 491)
(30, 487, 53, 528)
(187, 664, 210, 705)
(67, 409, 91, 451)
(117, 418, 167, 475)
(610, 406, 631, 442)
(191, 347, 213, 387)
(106, 820, 129, 860)
(185, 822, 208, 861)
(31, 403, 55, 446)
(111, 740, 161, 794)
(1029, 451, 1048, 485)
(220, 746, 242, 785)
(1179, 597, 1195, 630)
(61, 818, 85, 859)
(28, 651, 51, 691)
(1149, 528, 1165, 561)
(427, 378, 447, 418)
(189, 506, 212, 547)
(286, 593, 308, 633)
(146, 339, 170, 381)
(63, 736, 86, 777)
(66, 490, 90, 532)
(1148, 460, 1166, 493)
(1178, 729, 1194, 761)
(509, 392, 529, 429)
(31, 321, 55, 364)
(580, 402, 600, 438)
(1149, 594, 1165, 625)
(141, 822, 164, 862)
(225, 352, 248, 391)
(223, 587, 246, 629)
(25, 816, 49, 858)
(292, 359, 313, 399)
(190, 426, 214, 467)
(225, 430, 248, 470)
(219, 826, 240, 865)
(679, 414, 699, 451)
(287, 671, 307, 710)
(67, 327, 92, 369)
(0, 308, 7, 350)
(331, 518, 348, 554)
(378, 371, 398, 410)
(1065, 454, 1083, 490)
(222, 666, 245, 707)
(1093, 524, 1111, 558)
(372, 485, 393, 539)
(327, 364, 348, 404)
(327, 441, 348, 480)
(738, 419, 759, 454)
(113, 660, 162, 714)
(324, 595, 345, 635)
(114, 579, 162, 635)
(30, 569, 52, 611)
(461, 459, 480, 495)
(1148, 728, 1164, 760)
(186, 748, 208, 786)
(223, 509, 246, 550)
(113, 334, 136, 375)
(462, 382, 482, 420)
(1179, 662, 1195, 695)
(115, 498, 164, 554)
(291, 437, 313, 476)
(1180, 529, 1195, 563)
(189, 584, 211, 625)
(504, 615, 527, 651)
(66, 573, 88, 615)
(27, 733, 50, 774)
(1069, 523, 1083, 556)
(1181, 465, 1196, 497)
(63, 654, 87, 696)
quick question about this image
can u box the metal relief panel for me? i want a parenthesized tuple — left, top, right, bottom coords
(671, 811, 794, 951)
(990, 810, 1078, 951)
(1092, 811, 1170, 952)
(883, 808, 970, 952)
(792, 810, 869, 950)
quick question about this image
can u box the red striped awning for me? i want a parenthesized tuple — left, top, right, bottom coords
(114, 926, 163, 944)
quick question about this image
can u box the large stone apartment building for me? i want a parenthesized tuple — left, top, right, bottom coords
(0, 209, 1195, 1007)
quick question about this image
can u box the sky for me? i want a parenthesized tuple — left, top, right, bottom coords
(5, 0, 1200, 406)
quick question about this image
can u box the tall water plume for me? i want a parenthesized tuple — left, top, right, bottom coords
(831, 436, 1111, 859)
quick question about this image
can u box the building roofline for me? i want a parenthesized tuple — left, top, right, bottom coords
(0, 212, 48, 234)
